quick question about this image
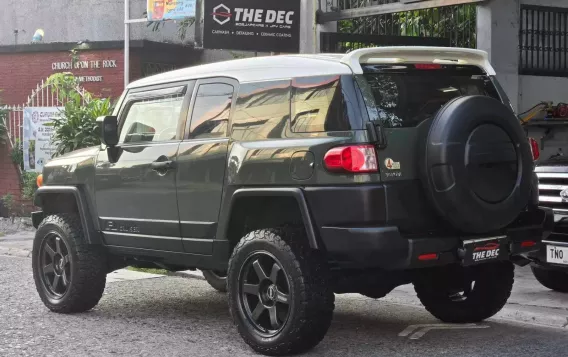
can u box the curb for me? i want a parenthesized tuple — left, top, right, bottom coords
(168, 270, 205, 280)
(0, 246, 32, 258)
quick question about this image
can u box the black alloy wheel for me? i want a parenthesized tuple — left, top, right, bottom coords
(39, 232, 72, 298)
(239, 252, 290, 335)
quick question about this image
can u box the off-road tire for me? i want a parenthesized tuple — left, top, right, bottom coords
(414, 261, 514, 323)
(202, 270, 227, 293)
(32, 214, 107, 313)
(228, 227, 334, 356)
(531, 265, 568, 293)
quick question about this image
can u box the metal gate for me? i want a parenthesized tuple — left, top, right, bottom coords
(319, 1, 477, 53)
(1, 79, 85, 155)
(320, 32, 449, 53)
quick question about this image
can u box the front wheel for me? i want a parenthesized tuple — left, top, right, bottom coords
(228, 227, 334, 356)
(32, 214, 107, 313)
(414, 261, 514, 323)
(531, 265, 568, 293)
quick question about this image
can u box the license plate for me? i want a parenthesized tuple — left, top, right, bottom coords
(546, 245, 568, 265)
(462, 236, 508, 266)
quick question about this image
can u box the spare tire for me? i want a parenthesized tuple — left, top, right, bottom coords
(421, 95, 533, 234)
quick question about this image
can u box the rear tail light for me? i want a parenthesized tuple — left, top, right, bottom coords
(414, 63, 442, 70)
(529, 138, 540, 161)
(324, 145, 378, 173)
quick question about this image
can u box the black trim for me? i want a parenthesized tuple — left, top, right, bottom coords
(218, 188, 319, 249)
(34, 186, 101, 244)
(99, 217, 180, 238)
(182, 238, 214, 255)
(102, 232, 183, 252)
(180, 221, 217, 239)
(105, 245, 223, 271)
(0, 40, 200, 54)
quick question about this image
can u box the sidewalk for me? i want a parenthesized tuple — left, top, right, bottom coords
(1, 230, 566, 328)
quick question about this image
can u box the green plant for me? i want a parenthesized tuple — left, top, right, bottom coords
(1, 193, 14, 217)
(45, 73, 112, 156)
(0, 91, 8, 146)
(10, 138, 23, 169)
(21, 172, 39, 200)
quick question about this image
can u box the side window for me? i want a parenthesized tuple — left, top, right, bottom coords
(119, 93, 184, 144)
(291, 75, 352, 133)
(189, 83, 234, 139)
(232, 80, 291, 141)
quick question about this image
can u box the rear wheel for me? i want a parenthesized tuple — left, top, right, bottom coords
(32, 214, 107, 313)
(202, 270, 227, 293)
(414, 262, 514, 323)
(228, 227, 334, 356)
(531, 266, 568, 293)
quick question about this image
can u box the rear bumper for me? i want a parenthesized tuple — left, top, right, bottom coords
(319, 207, 554, 270)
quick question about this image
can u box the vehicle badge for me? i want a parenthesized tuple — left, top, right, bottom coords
(384, 158, 401, 170)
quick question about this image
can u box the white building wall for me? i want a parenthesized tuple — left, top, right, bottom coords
(478, 0, 568, 113)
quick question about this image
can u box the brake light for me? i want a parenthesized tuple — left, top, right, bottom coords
(521, 240, 537, 248)
(414, 63, 442, 70)
(324, 145, 378, 173)
(36, 174, 43, 188)
(418, 253, 439, 261)
(529, 138, 540, 161)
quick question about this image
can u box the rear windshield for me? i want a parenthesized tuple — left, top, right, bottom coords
(358, 64, 501, 128)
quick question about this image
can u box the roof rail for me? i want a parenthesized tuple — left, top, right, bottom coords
(340, 47, 495, 75)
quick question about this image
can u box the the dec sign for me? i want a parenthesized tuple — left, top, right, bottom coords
(204, 0, 301, 53)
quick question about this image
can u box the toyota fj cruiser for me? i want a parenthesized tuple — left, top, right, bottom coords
(32, 47, 553, 356)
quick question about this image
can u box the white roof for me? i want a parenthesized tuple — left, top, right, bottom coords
(128, 47, 495, 89)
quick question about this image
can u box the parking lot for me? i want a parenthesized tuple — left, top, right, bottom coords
(0, 232, 566, 357)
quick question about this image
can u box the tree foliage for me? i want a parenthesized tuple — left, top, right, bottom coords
(45, 73, 112, 156)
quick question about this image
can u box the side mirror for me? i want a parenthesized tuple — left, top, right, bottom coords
(96, 116, 119, 147)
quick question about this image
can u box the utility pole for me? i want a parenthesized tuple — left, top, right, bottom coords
(123, 0, 147, 89)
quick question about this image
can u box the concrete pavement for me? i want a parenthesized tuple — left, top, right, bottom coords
(1, 230, 567, 329)
(0, 254, 566, 357)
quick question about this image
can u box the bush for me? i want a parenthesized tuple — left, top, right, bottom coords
(46, 73, 112, 156)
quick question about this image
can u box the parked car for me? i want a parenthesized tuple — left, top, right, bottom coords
(31, 47, 552, 356)
(530, 163, 568, 292)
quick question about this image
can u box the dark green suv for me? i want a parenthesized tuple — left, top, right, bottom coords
(31, 47, 553, 356)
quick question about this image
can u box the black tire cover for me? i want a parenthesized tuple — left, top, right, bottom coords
(420, 95, 533, 234)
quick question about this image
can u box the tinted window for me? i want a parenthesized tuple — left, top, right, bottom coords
(360, 65, 501, 128)
(291, 75, 353, 133)
(120, 94, 184, 144)
(189, 83, 234, 139)
(232, 81, 291, 140)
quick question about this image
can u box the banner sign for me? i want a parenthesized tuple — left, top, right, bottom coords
(23, 107, 62, 173)
(147, 0, 196, 21)
(203, 0, 301, 53)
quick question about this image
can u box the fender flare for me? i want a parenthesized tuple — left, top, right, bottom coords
(218, 188, 320, 249)
(33, 186, 101, 245)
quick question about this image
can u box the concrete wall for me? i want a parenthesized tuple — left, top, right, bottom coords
(478, 0, 568, 113)
(0, 0, 186, 46)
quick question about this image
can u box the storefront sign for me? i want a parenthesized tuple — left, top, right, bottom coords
(203, 0, 301, 53)
(147, 0, 196, 21)
(50, 59, 118, 83)
(23, 107, 62, 173)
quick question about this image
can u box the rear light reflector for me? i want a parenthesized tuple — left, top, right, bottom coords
(418, 253, 439, 261)
(521, 240, 537, 248)
(414, 63, 442, 70)
(324, 145, 378, 173)
(529, 138, 540, 161)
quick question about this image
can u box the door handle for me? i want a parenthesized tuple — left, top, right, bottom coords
(151, 160, 176, 171)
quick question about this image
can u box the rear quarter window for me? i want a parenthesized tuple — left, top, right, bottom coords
(359, 65, 502, 128)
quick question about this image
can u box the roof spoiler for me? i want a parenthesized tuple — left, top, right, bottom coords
(340, 47, 496, 76)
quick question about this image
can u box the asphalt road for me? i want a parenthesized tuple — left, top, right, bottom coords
(0, 255, 566, 357)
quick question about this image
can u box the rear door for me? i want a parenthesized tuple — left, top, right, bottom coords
(95, 82, 194, 252)
(176, 78, 237, 255)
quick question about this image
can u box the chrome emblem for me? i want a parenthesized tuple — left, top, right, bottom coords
(560, 188, 568, 202)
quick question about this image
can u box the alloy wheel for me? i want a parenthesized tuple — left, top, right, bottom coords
(238, 251, 291, 336)
(39, 232, 71, 298)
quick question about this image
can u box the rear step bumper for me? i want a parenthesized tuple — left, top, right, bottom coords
(320, 207, 554, 270)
